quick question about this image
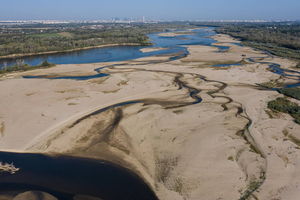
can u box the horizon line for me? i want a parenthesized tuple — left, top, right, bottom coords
(0, 19, 299, 22)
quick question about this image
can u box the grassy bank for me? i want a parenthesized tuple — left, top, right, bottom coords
(0, 43, 144, 59)
(0, 60, 55, 74)
(242, 41, 300, 60)
(214, 23, 300, 60)
(278, 88, 300, 100)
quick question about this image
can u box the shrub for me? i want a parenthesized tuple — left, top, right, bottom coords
(39, 60, 54, 67)
(268, 97, 300, 124)
(278, 88, 300, 100)
(0, 60, 55, 74)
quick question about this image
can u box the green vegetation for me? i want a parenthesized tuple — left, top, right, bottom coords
(0, 60, 55, 74)
(239, 172, 265, 200)
(39, 60, 54, 67)
(240, 181, 261, 200)
(268, 97, 300, 124)
(214, 23, 300, 60)
(0, 28, 149, 57)
(278, 87, 300, 100)
(257, 80, 284, 89)
(227, 156, 234, 161)
(0, 23, 194, 57)
(242, 41, 300, 60)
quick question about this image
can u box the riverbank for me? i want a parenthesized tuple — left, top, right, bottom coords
(215, 24, 300, 60)
(0, 61, 55, 76)
(0, 31, 299, 200)
(0, 43, 148, 60)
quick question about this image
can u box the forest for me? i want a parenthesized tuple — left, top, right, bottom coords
(0, 22, 192, 57)
(214, 22, 300, 60)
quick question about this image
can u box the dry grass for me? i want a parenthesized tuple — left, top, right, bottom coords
(227, 156, 235, 161)
(25, 92, 36, 96)
(258, 80, 284, 89)
(282, 129, 289, 137)
(173, 177, 184, 193)
(265, 109, 274, 119)
(288, 134, 300, 147)
(55, 89, 80, 93)
(173, 109, 183, 114)
(156, 156, 178, 183)
(89, 76, 109, 84)
(0, 122, 4, 137)
(117, 80, 129, 86)
(102, 88, 121, 94)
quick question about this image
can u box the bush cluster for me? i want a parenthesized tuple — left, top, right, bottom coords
(268, 97, 300, 124)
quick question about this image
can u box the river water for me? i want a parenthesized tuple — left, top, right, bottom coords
(0, 152, 158, 200)
(0, 27, 222, 69)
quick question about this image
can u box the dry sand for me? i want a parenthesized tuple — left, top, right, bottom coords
(0, 33, 299, 200)
(140, 47, 168, 53)
(158, 32, 194, 37)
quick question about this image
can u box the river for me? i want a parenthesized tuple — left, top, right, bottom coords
(0, 27, 299, 200)
(0, 27, 223, 69)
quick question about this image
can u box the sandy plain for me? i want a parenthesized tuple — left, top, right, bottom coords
(0, 33, 299, 200)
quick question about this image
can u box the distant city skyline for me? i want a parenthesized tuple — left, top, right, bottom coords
(0, 0, 300, 21)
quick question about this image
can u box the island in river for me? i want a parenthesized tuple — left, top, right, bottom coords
(0, 27, 299, 200)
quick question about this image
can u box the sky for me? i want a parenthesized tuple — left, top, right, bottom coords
(0, 0, 299, 21)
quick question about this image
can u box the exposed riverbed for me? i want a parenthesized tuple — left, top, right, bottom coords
(0, 28, 299, 200)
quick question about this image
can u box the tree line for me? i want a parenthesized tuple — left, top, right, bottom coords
(0, 23, 193, 57)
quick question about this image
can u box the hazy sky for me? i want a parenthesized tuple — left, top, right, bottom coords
(1, 0, 300, 21)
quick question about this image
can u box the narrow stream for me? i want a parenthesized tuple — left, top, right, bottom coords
(247, 56, 300, 88)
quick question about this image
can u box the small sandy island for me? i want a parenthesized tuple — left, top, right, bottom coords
(140, 47, 168, 53)
(158, 31, 194, 37)
(0, 33, 299, 200)
(158, 28, 204, 37)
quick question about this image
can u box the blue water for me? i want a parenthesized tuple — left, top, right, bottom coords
(3, 27, 299, 88)
(0, 151, 158, 200)
(247, 58, 300, 89)
(22, 73, 109, 80)
(213, 63, 241, 67)
(0, 28, 219, 69)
